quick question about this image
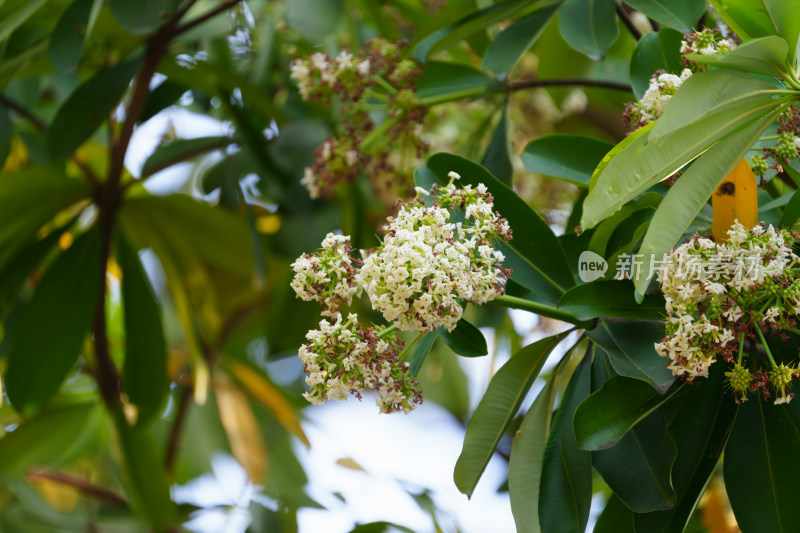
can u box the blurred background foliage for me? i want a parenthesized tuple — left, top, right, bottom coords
(0, 0, 735, 531)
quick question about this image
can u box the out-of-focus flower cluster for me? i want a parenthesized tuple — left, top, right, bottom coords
(656, 222, 800, 404)
(624, 69, 692, 130)
(290, 39, 428, 200)
(299, 313, 422, 414)
(749, 105, 800, 178)
(680, 28, 737, 68)
(290, 174, 513, 412)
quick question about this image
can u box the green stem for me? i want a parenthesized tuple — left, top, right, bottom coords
(492, 295, 594, 328)
(360, 117, 398, 151)
(738, 332, 746, 365)
(398, 332, 425, 360)
(364, 89, 389, 103)
(373, 75, 398, 94)
(754, 323, 778, 368)
(377, 324, 399, 339)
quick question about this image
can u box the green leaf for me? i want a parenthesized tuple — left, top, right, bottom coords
(592, 407, 677, 512)
(589, 121, 654, 190)
(48, 0, 93, 76)
(687, 36, 789, 78)
(779, 188, 800, 229)
(481, 3, 561, 77)
(0, 107, 10, 168)
(140, 80, 187, 123)
(454, 332, 567, 497)
(107, 0, 173, 34)
(633, 111, 781, 296)
(724, 398, 800, 533)
(409, 331, 438, 377)
(426, 153, 575, 305)
(558, 0, 619, 60)
(587, 320, 675, 393)
(413, 0, 535, 61)
(112, 411, 176, 530)
(141, 136, 235, 178)
(439, 319, 488, 358)
(0, 0, 47, 44)
(480, 104, 513, 185)
(538, 354, 592, 533)
(5, 227, 102, 414)
(416, 61, 493, 105)
(708, 0, 779, 42)
(117, 233, 168, 426)
(521, 134, 614, 187)
(582, 89, 791, 229)
(594, 496, 635, 533)
(509, 378, 556, 533)
(574, 375, 676, 450)
(286, 0, 342, 37)
(0, 403, 100, 478)
(634, 364, 735, 532)
(630, 28, 685, 100)
(48, 57, 142, 160)
(558, 280, 664, 321)
(623, 0, 707, 33)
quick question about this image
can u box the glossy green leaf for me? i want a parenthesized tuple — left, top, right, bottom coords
(575, 374, 676, 450)
(589, 121, 654, 190)
(413, 0, 535, 61)
(582, 91, 791, 229)
(416, 62, 494, 105)
(454, 333, 567, 497)
(588, 320, 675, 393)
(779, 188, 800, 229)
(0, 403, 100, 478)
(5, 227, 102, 414)
(481, 3, 561, 77)
(508, 378, 556, 533)
(409, 331, 438, 377)
(687, 36, 789, 78)
(724, 398, 800, 533)
(592, 407, 676, 512)
(426, 153, 575, 305)
(708, 0, 778, 42)
(558, 280, 664, 321)
(538, 354, 592, 533)
(141, 136, 235, 178)
(480, 104, 513, 185)
(587, 192, 660, 258)
(633, 112, 781, 296)
(48, 57, 141, 160)
(112, 412, 176, 530)
(630, 28, 685, 100)
(521, 134, 613, 187)
(439, 319, 488, 358)
(0, 0, 47, 44)
(107, 0, 173, 34)
(623, 0, 706, 32)
(594, 496, 635, 533)
(118, 233, 168, 426)
(558, 0, 619, 60)
(48, 0, 93, 75)
(635, 365, 735, 532)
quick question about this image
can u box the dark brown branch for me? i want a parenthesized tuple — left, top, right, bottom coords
(507, 78, 632, 93)
(0, 94, 100, 186)
(174, 0, 242, 37)
(615, 3, 642, 40)
(27, 469, 128, 507)
(165, 386, 193, 474)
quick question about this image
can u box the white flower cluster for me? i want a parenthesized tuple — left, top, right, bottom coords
(680, 29, 736, 59)
(358, 174, 512, 332)
(656, 222, 800, 394)
(290, 51, 371, 99)
(290, 233, 361, 316)
(626, 69, 693, 129)
(299, 313, 423, 413)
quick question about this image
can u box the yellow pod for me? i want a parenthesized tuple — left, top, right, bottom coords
(711, 157, 758, 243)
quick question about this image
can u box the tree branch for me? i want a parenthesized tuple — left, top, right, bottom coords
(165, 386, 193, 474)
(174, 0, 242, 37)
(507, 78, 632, 93)
(27, 469, 128, 507)
(615, 2, 642, 40)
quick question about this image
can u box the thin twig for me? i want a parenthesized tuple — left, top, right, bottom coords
(507, 78, 632, 93)
(615, 3, 642, 40)
(174, 0, 242, 36)
(27, 469, 128, 507)
(165, 386, 193, 474)
(0, 94, 100, 186)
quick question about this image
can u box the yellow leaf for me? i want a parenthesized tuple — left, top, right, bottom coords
(1, 137, 28, 173)
(228, 360, 310, 448)
(335, 457, 366, 472)
(28, 476, 79, 512)
(700, 478, 739, 533)
(712, 158, 758, 243)
(215, 378, 268, 485)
